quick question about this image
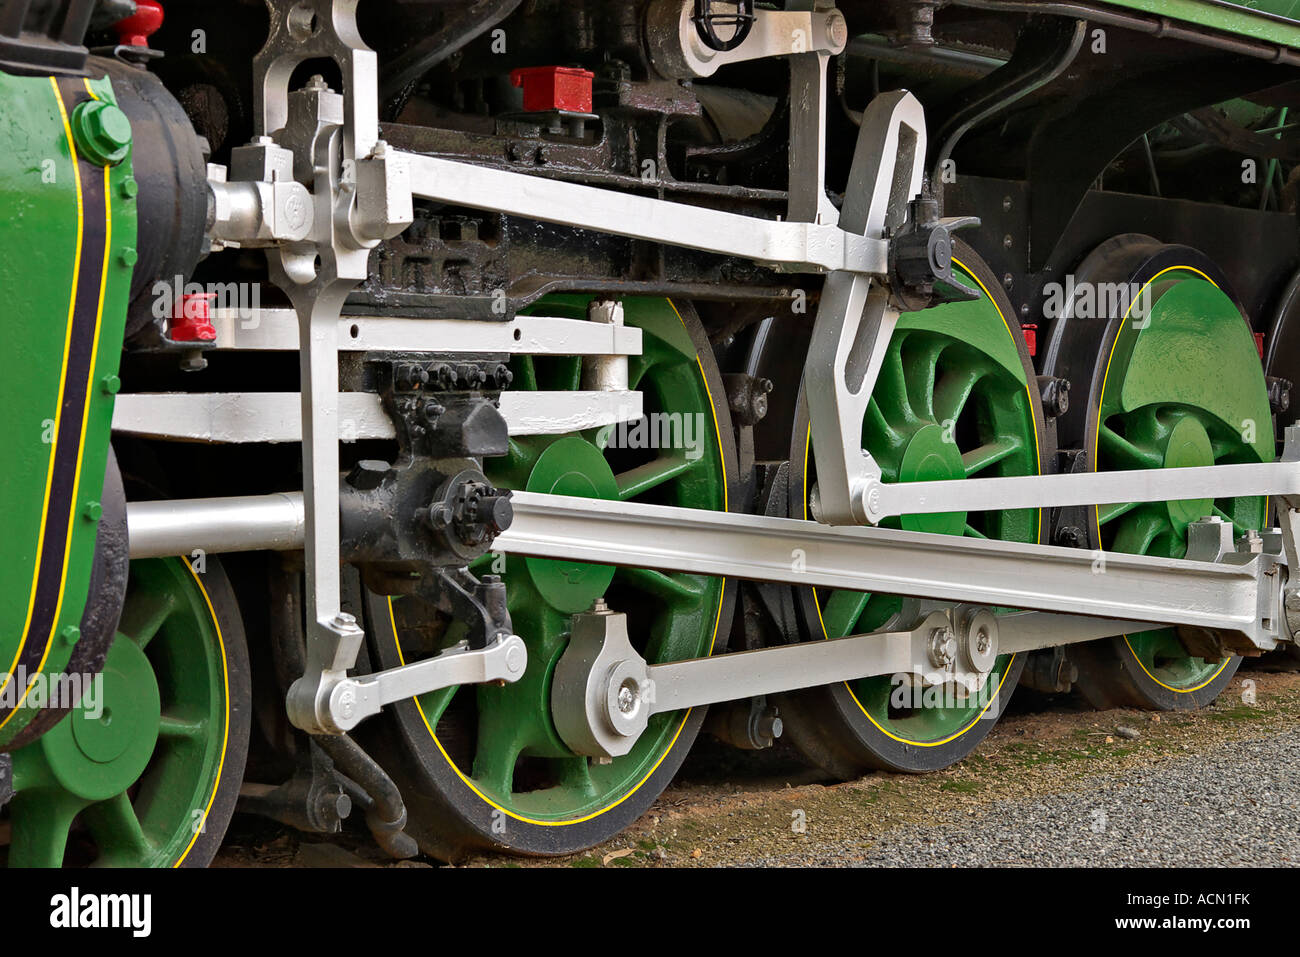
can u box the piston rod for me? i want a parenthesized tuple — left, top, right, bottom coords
(129, 492, 306, 558)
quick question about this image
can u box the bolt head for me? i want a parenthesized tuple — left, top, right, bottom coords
(928, 627, 957, 668)
(72, 100, 132, 167)
(505, 642, 525, 676)
(826, 11, 849, 48)
(336, 686, 356, 719)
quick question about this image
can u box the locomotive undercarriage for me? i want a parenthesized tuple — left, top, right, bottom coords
(163, 0, 1300, 723)
(8, 0, 1300, 863)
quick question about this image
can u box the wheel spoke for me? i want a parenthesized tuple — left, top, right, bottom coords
(503, 439, 533, 472)
(1098, 423, 1163, 469)
(933, 364, 985, 424)
(1098, 499, 1142, 525)
(904, 336, 948, 423)
(1145, 629, 1195, 665)
(471, 729, 523, 798)
(1126, 404, 1174, 447)
(1112, 511, 1165, 555)
(82, 791, 157, 865)
(615, 566, 704, 607)
(616, 454, 694, 501)
(1210, 437, 1242, 460)
(863, 400, 907, 455)
(158, 713, 207, 740)
(961, 436, 1024, 477)
(554, 757, 597, 797)
(513, 354, 538, 391)
(875, 343, 922, 429)
(821, 589, 871, 636)
(117, 588, 179, 650)
(6, 789, 88, 868)
(628, 355, 662, 391)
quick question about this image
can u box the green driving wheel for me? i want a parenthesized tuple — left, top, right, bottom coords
(775, 243, 1047, 776)
(1053, 238, 1271, 710)
(361, 297, 736, 860)
(3, 557, 250, 867)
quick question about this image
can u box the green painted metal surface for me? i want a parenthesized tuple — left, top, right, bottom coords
(0, 71, 136, 746)
(1095, 0, 1300, 48)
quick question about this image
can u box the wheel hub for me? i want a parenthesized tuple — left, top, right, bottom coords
(1161, 414, 1215, 530)
(42, 637, 161, 803)
(522, 436, 619, 614)
(898, 423, 968, 535)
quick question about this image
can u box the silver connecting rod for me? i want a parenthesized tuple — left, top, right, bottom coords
(549, 603, 1158, 760)
(401, 152, 886, 276)
(864, 458, 1300, 525)
(125, 489, 1280, 647)
(498, 493, 1275, 644)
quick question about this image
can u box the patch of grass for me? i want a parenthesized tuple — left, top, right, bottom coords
(1206, 705, 1262, 724)
(938, 780, 980, 794)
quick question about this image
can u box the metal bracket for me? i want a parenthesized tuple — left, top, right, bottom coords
(804, 91, 927, 525)
(645, 0, 849, 79)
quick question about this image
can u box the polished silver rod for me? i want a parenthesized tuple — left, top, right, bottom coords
(125, 490, 1268, 640)
(128, 492, 306, 559)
